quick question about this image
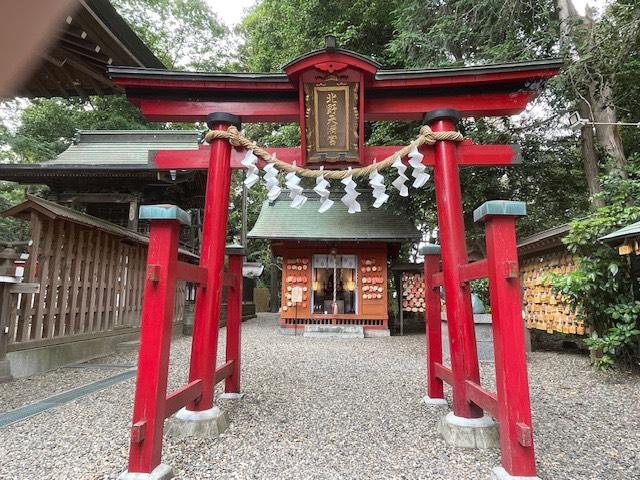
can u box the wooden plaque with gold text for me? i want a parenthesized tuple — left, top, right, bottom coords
(304, 79, 359, 164)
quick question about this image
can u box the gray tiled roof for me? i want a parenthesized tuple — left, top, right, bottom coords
(46, 130, 200, 166)
(248, 192, 421, 243)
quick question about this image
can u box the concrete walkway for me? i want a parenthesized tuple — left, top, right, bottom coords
(0, 316, 638, 479)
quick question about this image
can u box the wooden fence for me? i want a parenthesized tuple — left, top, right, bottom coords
(2, 196, 192, 350)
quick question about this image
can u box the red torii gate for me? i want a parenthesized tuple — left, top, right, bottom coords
(111, 41, 561, 480)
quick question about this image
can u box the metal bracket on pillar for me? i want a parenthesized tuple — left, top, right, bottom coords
(503, 261, 519, 280)
(147, 265, 160, 284)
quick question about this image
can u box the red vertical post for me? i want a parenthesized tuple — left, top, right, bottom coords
(188, 113, 240, 411)
(224, 246, 244, 394)
(126, 210, 183, 474)
(426, 109, 482, 419)
(475, 200, 537, 477)
(421, 244, 444, 401)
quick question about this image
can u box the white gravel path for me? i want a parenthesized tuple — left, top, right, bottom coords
(0, 316, 638, 480)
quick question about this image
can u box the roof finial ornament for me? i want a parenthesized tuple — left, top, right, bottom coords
(325, 35, 337, 50)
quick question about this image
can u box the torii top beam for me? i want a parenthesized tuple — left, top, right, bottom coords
(109, 52, 561, 124)
(109, 41, 561, 169)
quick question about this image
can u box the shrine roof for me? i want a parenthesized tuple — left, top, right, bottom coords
(248, 192, 421, 243)
(15, 0, 165, 98)
(517, 223, 570, 257)
(0, 130, 207, 208)
(46, 130, 201, 166)
(0, 130, 201, 177)
(600, 220, 640, 245)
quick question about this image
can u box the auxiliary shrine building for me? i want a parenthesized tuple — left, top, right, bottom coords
(248, 192, 420, 336)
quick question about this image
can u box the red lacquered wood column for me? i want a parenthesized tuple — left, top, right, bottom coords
(188, 113, 239, 411)
(423, 245, 444, 400)
(224, 247, 244, 394)
(427, 109, 482, 419)
(127, 217, 180, 473)
(478, 201, 536, 476)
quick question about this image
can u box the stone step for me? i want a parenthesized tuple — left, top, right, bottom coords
(303, 325, 365, 338)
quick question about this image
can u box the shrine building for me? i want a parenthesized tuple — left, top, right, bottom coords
(248, 191, 420, 336)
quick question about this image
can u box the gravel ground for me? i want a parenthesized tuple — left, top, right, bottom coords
(0, 316, 638, 480)
(0, 365, 129, 412)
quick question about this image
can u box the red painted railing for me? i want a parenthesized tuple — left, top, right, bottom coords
(423, 207, 536, 477)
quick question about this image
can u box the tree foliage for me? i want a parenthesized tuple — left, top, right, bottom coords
(112, 0, 227, 70)
(551, 155, 640, 369)
(238, 0, 402, 71)
(388, 0, 560, 67)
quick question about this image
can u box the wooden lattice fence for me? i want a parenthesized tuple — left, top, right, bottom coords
(3, 197, 191, 350)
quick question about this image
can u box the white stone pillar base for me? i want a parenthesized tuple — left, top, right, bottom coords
(491, 466, 541, 480)
(422, 395, 448, 406)
(218, 392, 244, 400)
(165, 406, 229, 438)
(437, 412, 499, 449)
(118, 463, 173, 480)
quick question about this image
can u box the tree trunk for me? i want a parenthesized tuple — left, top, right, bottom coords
(577, 100, 605, 207)
(557, 0, 627, 205)
(591, 82, 627, 176)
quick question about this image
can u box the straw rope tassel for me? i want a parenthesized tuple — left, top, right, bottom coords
(204, 125, 463, 180)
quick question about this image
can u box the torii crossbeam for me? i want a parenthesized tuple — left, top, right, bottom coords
(110, 40, 561, 480)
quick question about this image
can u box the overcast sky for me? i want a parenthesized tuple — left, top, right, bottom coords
(206, 0, 256, 27)
(208, 0, 592, 27)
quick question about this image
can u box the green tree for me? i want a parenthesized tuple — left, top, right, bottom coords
(388, 0, 560, 67)
(238, 0, 402, 71)
(112, 0, 227, 70)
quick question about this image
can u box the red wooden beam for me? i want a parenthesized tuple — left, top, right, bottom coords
(433, 362, 454, 385)
(431, 272, 444, 287)
(364, 91, 533, 121)
(129, 91, 533, 123)
(459, 259, 489, 284)
(175, 261, 207, 285)
(465, 379, 498, 417)
(213, 360, 234, 384)
(115, 77, 295, 92)
(130, 97, 299, 123)
(152, 143, 520, 171)
(164, 379, 203, 418)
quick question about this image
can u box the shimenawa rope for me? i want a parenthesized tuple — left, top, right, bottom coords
(204, 125, 463, 180)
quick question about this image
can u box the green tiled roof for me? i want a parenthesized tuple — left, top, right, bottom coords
(600, 220, 640, 244)
(248, 192, 421, 242)
(46, 130, 200, 166)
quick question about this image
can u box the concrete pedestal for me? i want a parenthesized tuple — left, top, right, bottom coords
(165, 406, 229, 438)
(437, 412, 499, 449)
(442, 314, 494, 362)
(118, 463, 173, 480)
(0, 359, 13, 383)
(422, 395, 448, 407)
(492, 466, 541, 480)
